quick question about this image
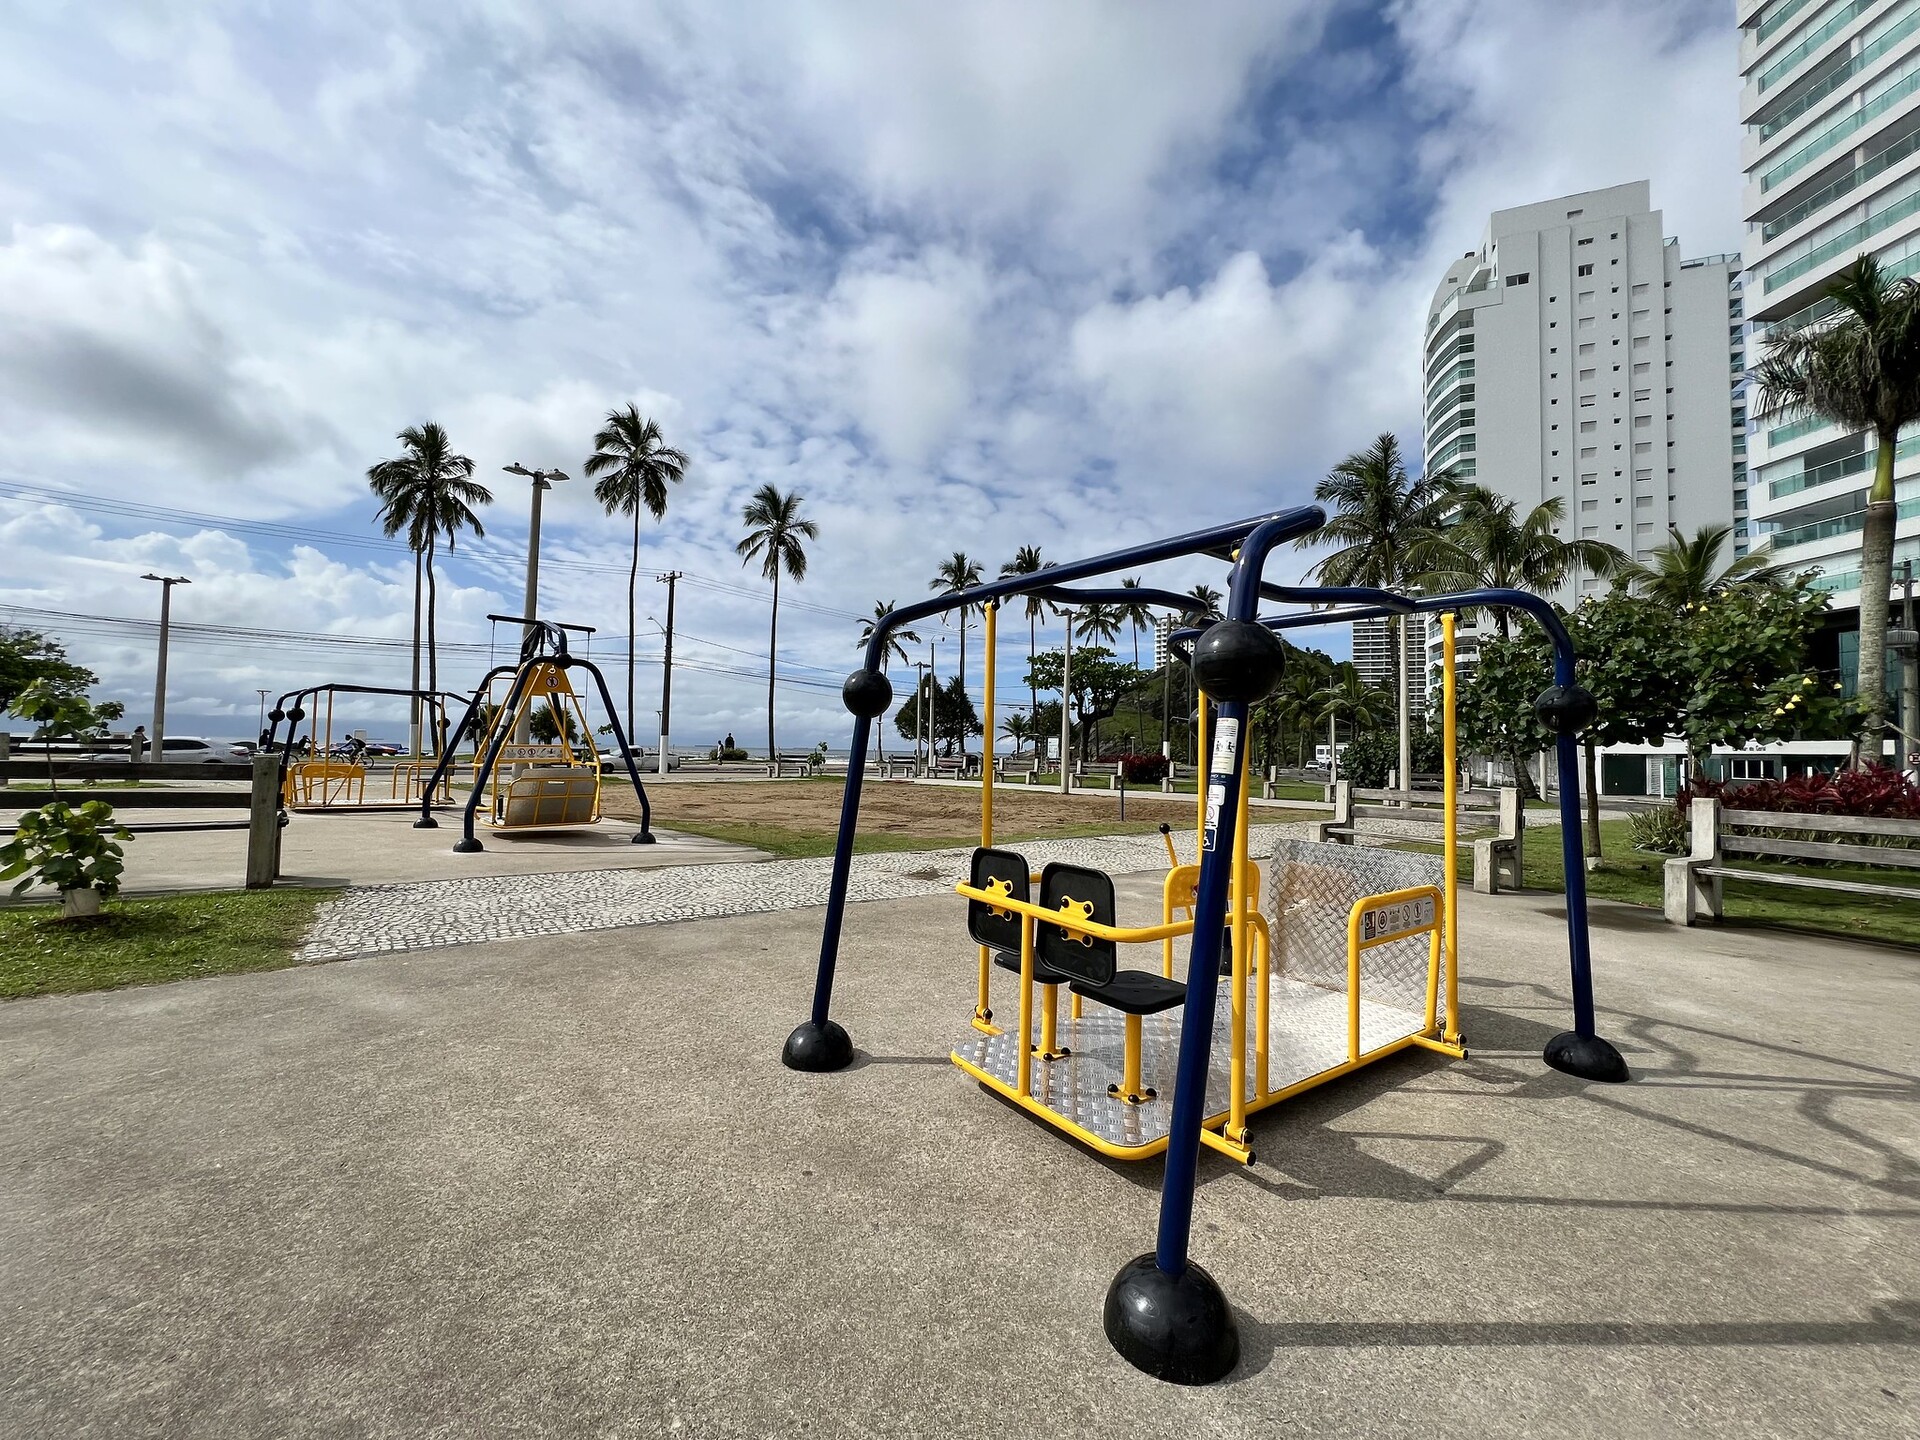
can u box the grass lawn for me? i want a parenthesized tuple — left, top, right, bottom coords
(660, 817, 1196, 860)
(0, 889, 332, 1000)
(1403, 817, 1920, 948)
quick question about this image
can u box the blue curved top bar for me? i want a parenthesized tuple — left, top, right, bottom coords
(1257, 582, 1417, 612)
(1025, 584, 1200, 612)
(854, 509, 1326, 674)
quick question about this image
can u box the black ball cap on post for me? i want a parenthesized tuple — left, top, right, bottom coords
(842, 668, 893, 718)
(1190, 620, 1287, 706)
(782, 1019, 853, 1072)
(1534, 683, 1597, 736)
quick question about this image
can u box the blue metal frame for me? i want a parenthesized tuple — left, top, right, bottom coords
(807, 508, 1325, 1032)
(790, 510, 1625, 1383)
(410, 621, 657, 847)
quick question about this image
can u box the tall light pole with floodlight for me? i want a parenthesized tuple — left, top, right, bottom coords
(142, 573, 190, 747)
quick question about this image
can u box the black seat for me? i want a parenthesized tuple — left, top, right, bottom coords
(967, 847, 1030, 952)
(1070, 968, 1186, 1015)
(992, 949, 1073, 987)
(1035, 862, 1187, 1015)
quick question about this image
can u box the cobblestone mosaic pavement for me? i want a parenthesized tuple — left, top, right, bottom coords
(296, 824, 1308, 962)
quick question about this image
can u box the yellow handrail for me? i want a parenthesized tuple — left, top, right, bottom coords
(954, 882, 1195, 945)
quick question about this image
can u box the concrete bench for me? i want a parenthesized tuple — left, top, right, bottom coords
(1664, 798, 1920, 924)
(1316, 781, 1523, 894)
(767, 754, 816, 778)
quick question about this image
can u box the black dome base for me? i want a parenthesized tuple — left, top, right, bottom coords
(412, 815, 439, 830)
(632, 831, 657, 844)
(451, 837, 484, 854)
(1103, 1253, 1240, 1385)
(1544, 1030, 1630, 1083)
(782, 1019, 854, 1072)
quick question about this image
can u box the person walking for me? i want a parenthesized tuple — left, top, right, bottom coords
(129, 725, 148, 763)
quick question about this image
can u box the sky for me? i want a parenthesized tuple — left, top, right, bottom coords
(0, 0, 1741, 749)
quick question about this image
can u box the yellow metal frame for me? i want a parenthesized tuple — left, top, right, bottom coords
(948, 605, 1470, 1162)
(283, 687, 455, 811)
(474, 662, 604, 830)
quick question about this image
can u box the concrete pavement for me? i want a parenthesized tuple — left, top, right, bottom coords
(1, 883, 1916, 1436)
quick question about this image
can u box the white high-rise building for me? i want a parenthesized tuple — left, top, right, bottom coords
(1739, 0, 1920, 688)
(1352, 616, 1428, 713)
(1421, 182, 1746, 673)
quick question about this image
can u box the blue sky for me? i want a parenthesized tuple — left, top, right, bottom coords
(0, 0, 1737, 745)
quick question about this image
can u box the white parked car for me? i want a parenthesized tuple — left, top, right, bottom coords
(82, 737, 252, 764)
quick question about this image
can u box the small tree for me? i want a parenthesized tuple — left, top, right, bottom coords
(7, 680, 124, 791)
(0, 629, 98, 711)
(529, 704, 580, 745)
(1, 799, 133, 917)
(894, 673, 982, 756)
(1024, 647, 1148, 761)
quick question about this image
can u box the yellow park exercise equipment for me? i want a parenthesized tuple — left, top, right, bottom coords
(944, 603, 1468, 1164)
(265, 684, 467, 812)
(470, 660, 603, 831)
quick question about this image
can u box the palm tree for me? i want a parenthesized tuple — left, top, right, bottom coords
(584, 407, 689, 743)
(1311, 662, 1393, 786)
(1117, 577, 1153, 669)
(367, 422, 491, 706)
(858, 599, 921, 670)
(1000, 711, 1030, 755)
(1074, 602, 1122, 647)
(1298, 433, 1448, 804)
(1753, 256, 1920, 748)
(1420, 485, 1627, 637)
(1000, 546, 1059, 724)
(737, 485, 818, 762)
(1611, 524, 1788, 608)
(859, 601, 920, 762)
(930, 552, 985, 749)
(1183, 584, 1223, 620)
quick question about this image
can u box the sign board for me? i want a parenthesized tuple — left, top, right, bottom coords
(498, 744, 569, 763)
(1357, 893, 1437, 946)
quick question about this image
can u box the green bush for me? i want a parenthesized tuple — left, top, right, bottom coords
(1626, 806, 1688, 855)
(0, 800, 133, 899)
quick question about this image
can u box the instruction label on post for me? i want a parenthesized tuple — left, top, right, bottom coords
(1202, 718, 1240, 853)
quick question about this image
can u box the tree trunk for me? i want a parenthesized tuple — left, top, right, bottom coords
(767, 568, 779, 763)
(1858, 431, 1899, 765)
(1584, 738, 1602, 863)
(410, 548, 423, 755)
(627, 508, 640, 746)
(425, 533, 439, 697)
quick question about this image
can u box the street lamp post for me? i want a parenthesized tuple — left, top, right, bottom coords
(502, 463, 568, 761)
(656, 571, 681, 776)
(141, 573, 190, 749)
(256, 688, 270, 738)
(1059, 608, 1074, 795)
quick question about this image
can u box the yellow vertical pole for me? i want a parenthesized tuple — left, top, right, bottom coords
(1442, 611, 1461, 1045)
(1016, 915, 1035, 1099)
(1229, 731, 1250, 1136)
(977, 602, 997, 1027)
(1194, 690, 1209, 849)
(1254, 922, 1271, 1095)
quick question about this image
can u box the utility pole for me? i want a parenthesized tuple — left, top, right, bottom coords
(928, 640, 939, 773)
(1059, 608, 1073, 795)
(911, 660, 931, 770)
(256, 688, 270, 738)
(142, 573, 190, 746)
(502, 463, 567, 765)
(656, 571, 681, 776)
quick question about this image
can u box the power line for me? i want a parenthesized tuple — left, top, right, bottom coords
(0, 477, 869, 621)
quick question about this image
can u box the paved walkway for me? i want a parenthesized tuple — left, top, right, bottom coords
(3, 883, 1915, 1436)
(296, 823, 1305, 962)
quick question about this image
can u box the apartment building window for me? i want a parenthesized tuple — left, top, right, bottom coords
(1632, 309, 1649, 322)
(1578, 263, 1594, 276)
(1579, 342, 1595, 355)
(1578, 236, 1593, 246)
(1633, 362, 1650, 375)
(1581, 499, 1599, 512)
(1579, 368, 1596, 380)
(1633, 283, 1649, 297)
(1505, 272, 1530, 286)
(1634, 388, 1650, 402)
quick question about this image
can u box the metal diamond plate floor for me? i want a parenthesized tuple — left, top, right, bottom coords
(952, 975, 1433, 1152)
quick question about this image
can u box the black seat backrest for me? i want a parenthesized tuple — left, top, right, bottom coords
(1036, 862, 1117, 987)
(967, 847, 1030, 952)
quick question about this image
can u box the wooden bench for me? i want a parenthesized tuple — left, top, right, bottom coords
(995, 756, 1040, 783)
(1160, 762, 1199, 794)
(767, 753, 816, 778)
(1316, 780, 1523, 894)
(1663, 798, 1920, 924)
